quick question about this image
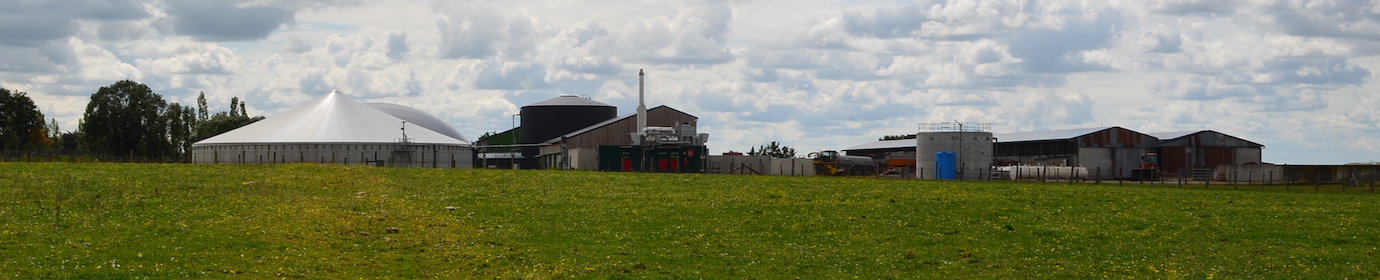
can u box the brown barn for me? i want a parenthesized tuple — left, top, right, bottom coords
(1149, 130, 1264, 177)
(536, 106, 698, 169)
(993, 127, 1159, 179)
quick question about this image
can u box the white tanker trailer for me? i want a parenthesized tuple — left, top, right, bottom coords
(996, 165, 1089, 180)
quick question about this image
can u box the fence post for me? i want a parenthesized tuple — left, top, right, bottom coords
(1095, 167, 1101, 185)
(960, 162, 966, 181)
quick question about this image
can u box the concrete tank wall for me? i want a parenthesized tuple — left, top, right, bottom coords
(192, 144, 473, 168)
(916, 132, 994, 180)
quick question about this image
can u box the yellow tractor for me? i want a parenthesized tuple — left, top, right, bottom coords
(809, 150, 878, 176)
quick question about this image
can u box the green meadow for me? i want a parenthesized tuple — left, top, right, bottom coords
(0, 163, 1376, 278)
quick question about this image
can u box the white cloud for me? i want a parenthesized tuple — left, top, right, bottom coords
(2, 0, 1379, 163)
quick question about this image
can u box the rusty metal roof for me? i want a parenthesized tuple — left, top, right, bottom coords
(992, 127, 1113, 143)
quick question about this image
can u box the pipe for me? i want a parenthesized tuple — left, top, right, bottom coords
(637, 69, 647, 135)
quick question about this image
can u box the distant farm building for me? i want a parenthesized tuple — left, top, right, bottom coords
(191, 90, 473, 167)
(483, 70, 709, 172)
(483, 95, 706, 171)
(1149, 130, 1264, 176)
(993, 127, 1157, 179)
(538, 105, 699, 170)
(842, 139, 915, 159)
(841, 126, 1259, 180)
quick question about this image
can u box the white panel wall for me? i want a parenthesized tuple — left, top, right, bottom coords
(192, 144, 473, 168)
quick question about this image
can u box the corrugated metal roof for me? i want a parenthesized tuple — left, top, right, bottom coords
(1147, 131, 1199, 141)
(193, 91, 470, 147)
(523, 95, 614, 107)
(1148, 130, 1264, 148)
(843, 139, 915, 151)
(992, 127, 1113, 143)
(840, 127, 1147, 151)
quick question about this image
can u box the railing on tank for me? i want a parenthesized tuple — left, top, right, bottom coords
(918, 122, 991, 133)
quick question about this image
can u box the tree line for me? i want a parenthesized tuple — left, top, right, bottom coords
(0, 80, 263, 161)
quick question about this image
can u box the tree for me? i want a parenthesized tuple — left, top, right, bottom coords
(77, 80, 172, 157)
(879, 134, 917, 141)
(192, 95, 263, 143)
(196, 92, 209, 122)
(45, 118, 61, 149)
(748, 141, 796, 158)
(229, 97, 240, 118)
(166, 103, 197, 157)
(0, 88, 48, 151)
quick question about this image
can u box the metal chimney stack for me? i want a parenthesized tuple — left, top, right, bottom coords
(637, 69, 647, 135)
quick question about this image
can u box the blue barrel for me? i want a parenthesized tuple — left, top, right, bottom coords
(935, 152, 956, 180)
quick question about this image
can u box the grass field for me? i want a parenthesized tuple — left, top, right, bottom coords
(1, 163, 1376, 279)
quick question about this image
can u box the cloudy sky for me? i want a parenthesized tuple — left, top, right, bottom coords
(2, 0, 1378, 164)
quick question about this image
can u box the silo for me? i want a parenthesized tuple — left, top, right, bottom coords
(916, 122, 994, 180)
(519, 95, 617, 168)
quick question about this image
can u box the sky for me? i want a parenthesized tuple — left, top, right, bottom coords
(1, 0, 1378, 164)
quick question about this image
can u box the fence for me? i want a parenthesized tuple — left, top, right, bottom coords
(0, 149, 190, 163)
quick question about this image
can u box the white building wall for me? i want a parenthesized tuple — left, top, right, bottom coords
(768, 158, 815, 176)
(569, 148, 599, 170)
(192, 144, 473, 168)
(1077, 147, 1114, 179)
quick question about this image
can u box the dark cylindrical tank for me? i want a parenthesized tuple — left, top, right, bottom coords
(519, 95, 617, 167)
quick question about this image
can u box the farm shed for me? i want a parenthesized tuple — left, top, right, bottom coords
(191, 90, 472, 168)
(842, 139, 915, 159)
(1149, 130, 1264, 176)
(993, 127, 1157, 179)
(473, 128, 519, 169)
(536, 105, 698, 170)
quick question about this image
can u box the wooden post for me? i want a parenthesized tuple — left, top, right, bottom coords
(1095, 167, 1101, 185)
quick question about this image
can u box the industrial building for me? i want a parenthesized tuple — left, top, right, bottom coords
(515, 95, 618, 169)
(841, 139, 915, 159)
(1148, 130, 1264, 177)
(842, 126, 1237, 180)
(993, 127, 1158, 179)
(191, 90, 473, 167)
(539, 105, 699, 170)
(483, 70, 709, 171)
(473, 128, 518, 168)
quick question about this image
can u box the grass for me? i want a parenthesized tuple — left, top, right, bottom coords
(0, 162, 1376, 279)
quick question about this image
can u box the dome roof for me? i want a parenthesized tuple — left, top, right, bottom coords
(192, 90, 469, 147)
(523, 95, 614, 108)
(365, 103, 469, 142)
